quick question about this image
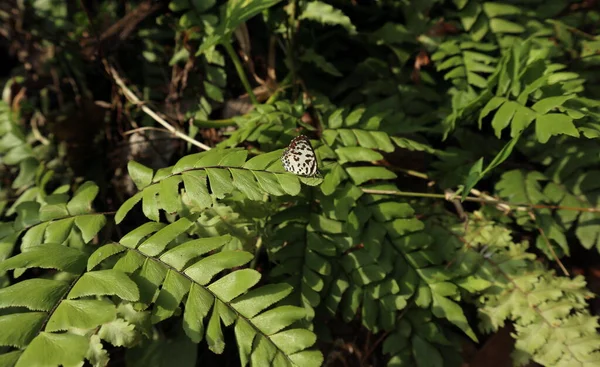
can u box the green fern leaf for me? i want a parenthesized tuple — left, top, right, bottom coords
(15, 332, 89, 367)
(299, 1, 356, 34)
(45, 299, 116, 332)
(0, 243, 87, 275)
(197, 0, 284, 55)
(0, 279, 69, 311)
(68, 270, 139, 301)
(0, 313, 45, 348)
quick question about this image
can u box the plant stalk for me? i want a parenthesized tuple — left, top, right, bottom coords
(223, 41, 259, 106)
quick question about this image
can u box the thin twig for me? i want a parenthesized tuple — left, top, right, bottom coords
(361, 188, 600, 213)
(31, 112, 50, 145)
(123, 126, 174, 136)
(529, 211, 570, 276)
(105, 63, 211, 151)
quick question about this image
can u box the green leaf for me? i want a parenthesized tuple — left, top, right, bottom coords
(482, 2, 522, 17)
(0, 279, 68, 311)
(251, 305, 306, 335)
(0, 243, 86, 275)
(160, 235, 232, 270)
(346, 167, 396, 185)
(230, 169, 264, 200)
(218, 150, 248, 167)
(335, 147, 383, 164)
(269, 329, 317, 355)
(66, 182, 99, 215)
(0, 351, 22, 366)
(431, 293, 477, 341)
(185, 252, 254, 285)
(74, 214, 106, 243)
(206, 168, 234, 199)
(0, 312, 45, 348)
(15, 332, 89, 367)
(510, 106, 536, 137)
(204, 82, 224, 102)
(461, 158, 483, 200)
(328, 110, 344, 129)
(491, 101, 517, 138)
(489, 18, 524, 33)
(173, 152, 210, 172)
(159, 175, 183, 214)
(153, 271, 191, 322)
(142, 185, 160, 222)
(535, 114, 580, 143)
(208, 269, 261, 302)
(576, 211, 600, 251)
(231, 283, 293, 318)
(138, 216, 195, 256)
(275, 174, 301, 196)
(182, 171, 212, 210)
(411, 334, 443, 367)
(128, 161, 154, 190)
(197, 0, 283, 55)
(44, 218, 74, 244)
(482, 134, 521, 177)
(253, 172, 285, 196)
(321, 163, 347, 196)
(243, 150, 282, 170)
(20, 222, 49, 250)
(38, 203, 68, 222)
(289, 350, 324, 367)
(88, 243, 127, 270)
(98, 319, 137, 347)
(115, 192, 143, 224)
(496, 169, 547, 204)
(234, 319, 256, 366)
(121, 222, 166, 248)
(299, 1, 356, 34)
(531, 95, 574, 114)
(206, 305, 225, 354)
(463, 132, 522, 201)
(183, 284, 213, 343)
(300, 49, 342, 77)
(45, 299, 116, 332)
(455, 276, 492, 292)
(68, 270, 139, 301)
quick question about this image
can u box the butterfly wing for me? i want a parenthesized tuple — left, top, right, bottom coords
(281, 135, 319, 177)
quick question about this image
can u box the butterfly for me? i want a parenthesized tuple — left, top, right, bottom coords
(281, 135, 320, 177)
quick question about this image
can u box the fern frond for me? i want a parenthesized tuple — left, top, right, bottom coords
(432, 40, 498, 89)
(0, 181, 106, 280)
(0, 243, 140, 366)
(298, 1, 356, 35)
(90, 220, 323, 366)
(196, 0, 284, 55)
(448, 216, 600, 366)
(116, 148, 315, 223)
(454, 0, 526, 46)
(496, 149, 600, 255)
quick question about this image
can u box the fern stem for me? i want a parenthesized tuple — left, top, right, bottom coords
(529, 211, 570, 276)
(193, 118, 236, 128)
(223, 41, 259, 106)
(362, 188, 600, 213)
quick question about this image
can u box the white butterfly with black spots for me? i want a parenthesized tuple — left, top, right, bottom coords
(281, 135, 320, 177)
